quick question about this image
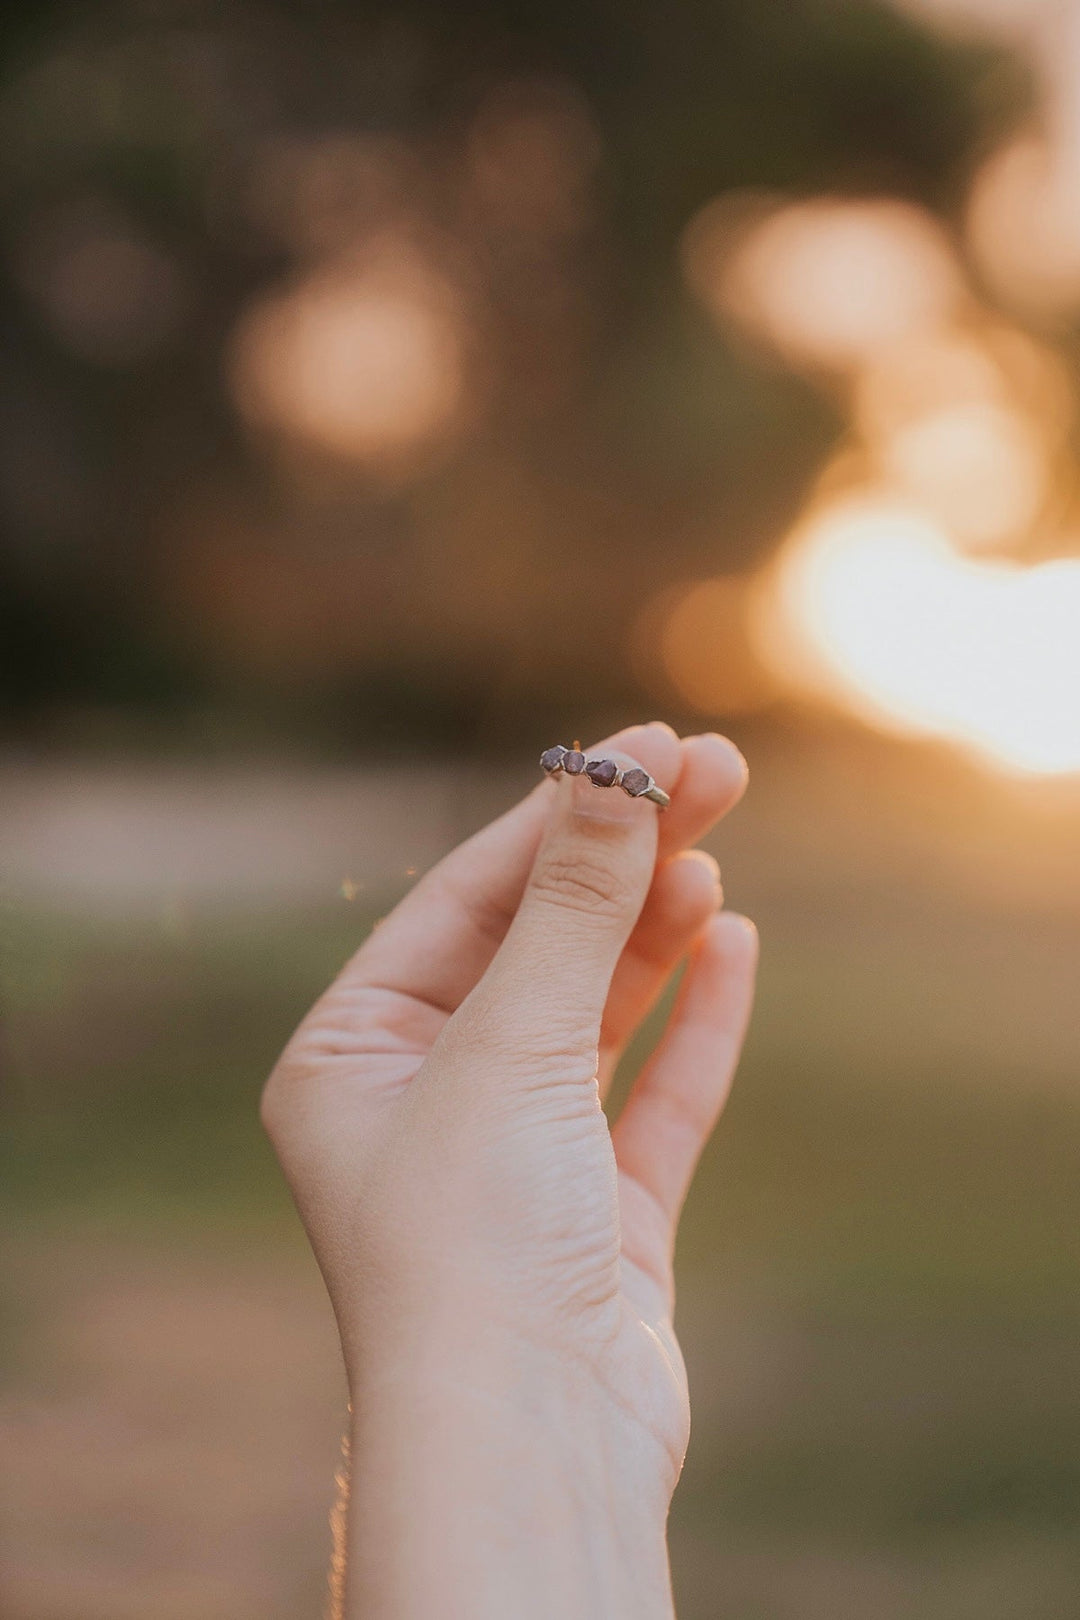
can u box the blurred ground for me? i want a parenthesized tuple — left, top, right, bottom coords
(3, 730, 1079, 1620)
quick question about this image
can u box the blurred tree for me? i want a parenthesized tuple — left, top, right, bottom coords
(0, 0, 1020, 750)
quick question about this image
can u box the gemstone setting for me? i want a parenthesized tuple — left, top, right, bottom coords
(619, 766, 652, 797)
(562, 749, 586, 775)
(585, 757, 619, 788)
(540, 745, 568, 774)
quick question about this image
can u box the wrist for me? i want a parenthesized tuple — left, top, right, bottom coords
(341, 1318, 677, 1620)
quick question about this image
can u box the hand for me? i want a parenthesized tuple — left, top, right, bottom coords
(262, 722, 757, 1619)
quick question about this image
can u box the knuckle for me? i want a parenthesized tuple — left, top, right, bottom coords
(529, 853, 633, 919)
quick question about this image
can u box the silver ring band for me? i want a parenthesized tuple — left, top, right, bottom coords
(539, 744, 670, 809)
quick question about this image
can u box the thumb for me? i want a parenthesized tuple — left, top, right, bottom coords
(455, 745, 672, 1076)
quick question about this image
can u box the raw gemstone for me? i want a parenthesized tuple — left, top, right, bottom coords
(620, 766, 652, 797)
(540, 745, 568, 773)
(585, 757, 619, 787)
(562, 749, 586, 774)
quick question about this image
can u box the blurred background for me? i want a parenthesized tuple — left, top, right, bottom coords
(2, 0, 1080, 1615)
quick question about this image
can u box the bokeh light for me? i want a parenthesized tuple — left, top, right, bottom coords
(966, 133, 1080, 318)
(14, 198, 189, 365)
(464, 77, 601, 237)
(228, 245, 470, 469)
(651, 576, 774, 715)
(853, 327, 1073, 452)
(756, 495, 1080, 775)
(879, 400, 1048, 550)
(685, 154, 1080, 773)
(239, 133, 418, 258)
(683, 194, 964, 373)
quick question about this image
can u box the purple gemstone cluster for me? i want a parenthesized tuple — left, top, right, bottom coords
(540, 744, 658, 799)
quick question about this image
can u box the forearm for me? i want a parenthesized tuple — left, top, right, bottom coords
(341, 1327, 677, 1620)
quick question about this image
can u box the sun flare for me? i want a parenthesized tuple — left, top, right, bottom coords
(757, 496, 1080, 776)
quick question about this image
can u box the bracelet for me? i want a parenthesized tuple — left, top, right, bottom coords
(540, 743, 670, 809)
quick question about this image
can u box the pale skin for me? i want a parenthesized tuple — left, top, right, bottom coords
(261, 721, 758, 1619)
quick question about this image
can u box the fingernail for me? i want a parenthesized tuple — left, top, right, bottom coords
(716, 911, 758, 948)
(683, 847, 721, 883)
(690, 731, 749, 780)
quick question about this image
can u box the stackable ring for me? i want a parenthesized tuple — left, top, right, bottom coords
(539, 743, 670, 809)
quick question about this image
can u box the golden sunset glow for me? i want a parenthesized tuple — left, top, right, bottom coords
(683, 158, 1080, 779)
(756, 496, 1080, 776)
(879, 402, 1048, 550)
(853, 329, 1072, 455)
